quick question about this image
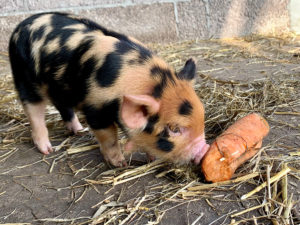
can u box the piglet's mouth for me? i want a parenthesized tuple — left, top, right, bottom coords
(192, 143, 210, 165)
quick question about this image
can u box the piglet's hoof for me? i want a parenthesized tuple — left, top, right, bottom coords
(107, 158, 128, 168)
(146, 153, 156, 162)
(66, 118, 84, 135)
(34, 139, 53, 155)
(103, 151, 127, 168)
(119, 160, 128, 167)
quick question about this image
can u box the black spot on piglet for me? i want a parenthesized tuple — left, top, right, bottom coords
(157, 138, 174, 152)
(31, 25, 46, 42)
(144, 114, 159, 134)
(179, 100, 193, 116)
(150, 66, 174, 99)
(83, 99, 120, 129)
(96, 53, 122, 87)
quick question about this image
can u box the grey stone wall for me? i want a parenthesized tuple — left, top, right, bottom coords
(290, 0, 300, 33)
(0, 0, 292, 51)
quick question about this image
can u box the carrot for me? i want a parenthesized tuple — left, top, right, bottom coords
(201, 113, 270, 182)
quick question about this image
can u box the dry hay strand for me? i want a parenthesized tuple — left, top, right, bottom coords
(197, 75, 300, 138)
(0, 35, 299, 224)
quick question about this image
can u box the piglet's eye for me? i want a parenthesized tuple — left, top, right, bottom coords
(167, 124, 182, 136)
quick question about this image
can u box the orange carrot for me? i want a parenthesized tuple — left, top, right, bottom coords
(201, 113, 270, 182)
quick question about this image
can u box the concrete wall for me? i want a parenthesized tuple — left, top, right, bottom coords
(0, 0, 293, 52)
(290, 0, 300, 34)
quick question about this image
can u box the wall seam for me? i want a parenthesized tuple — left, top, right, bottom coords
(0, 0, 190, 17)
(173, 2, 179, 37)
(202, 0, 211, 38)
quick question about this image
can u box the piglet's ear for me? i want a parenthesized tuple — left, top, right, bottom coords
(121, 95, 160, 129)
(177, 58, 196, 81)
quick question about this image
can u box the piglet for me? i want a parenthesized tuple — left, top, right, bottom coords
(9, 12, 209, 167)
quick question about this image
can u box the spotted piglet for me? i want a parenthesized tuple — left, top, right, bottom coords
(9, 12, 209, 167)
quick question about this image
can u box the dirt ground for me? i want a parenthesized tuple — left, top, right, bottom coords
(0, 35, 299, 225)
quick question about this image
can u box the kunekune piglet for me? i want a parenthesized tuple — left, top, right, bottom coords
(9, 12, 210, 167)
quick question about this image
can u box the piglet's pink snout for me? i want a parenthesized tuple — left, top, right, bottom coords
(190, 139, 210, 165)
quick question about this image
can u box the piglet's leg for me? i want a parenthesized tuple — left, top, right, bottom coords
(54, 104, 83, 134)
(66, 114, 83, 134)
(24, 102, 53, 154)
(93, 125, 127, 167)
